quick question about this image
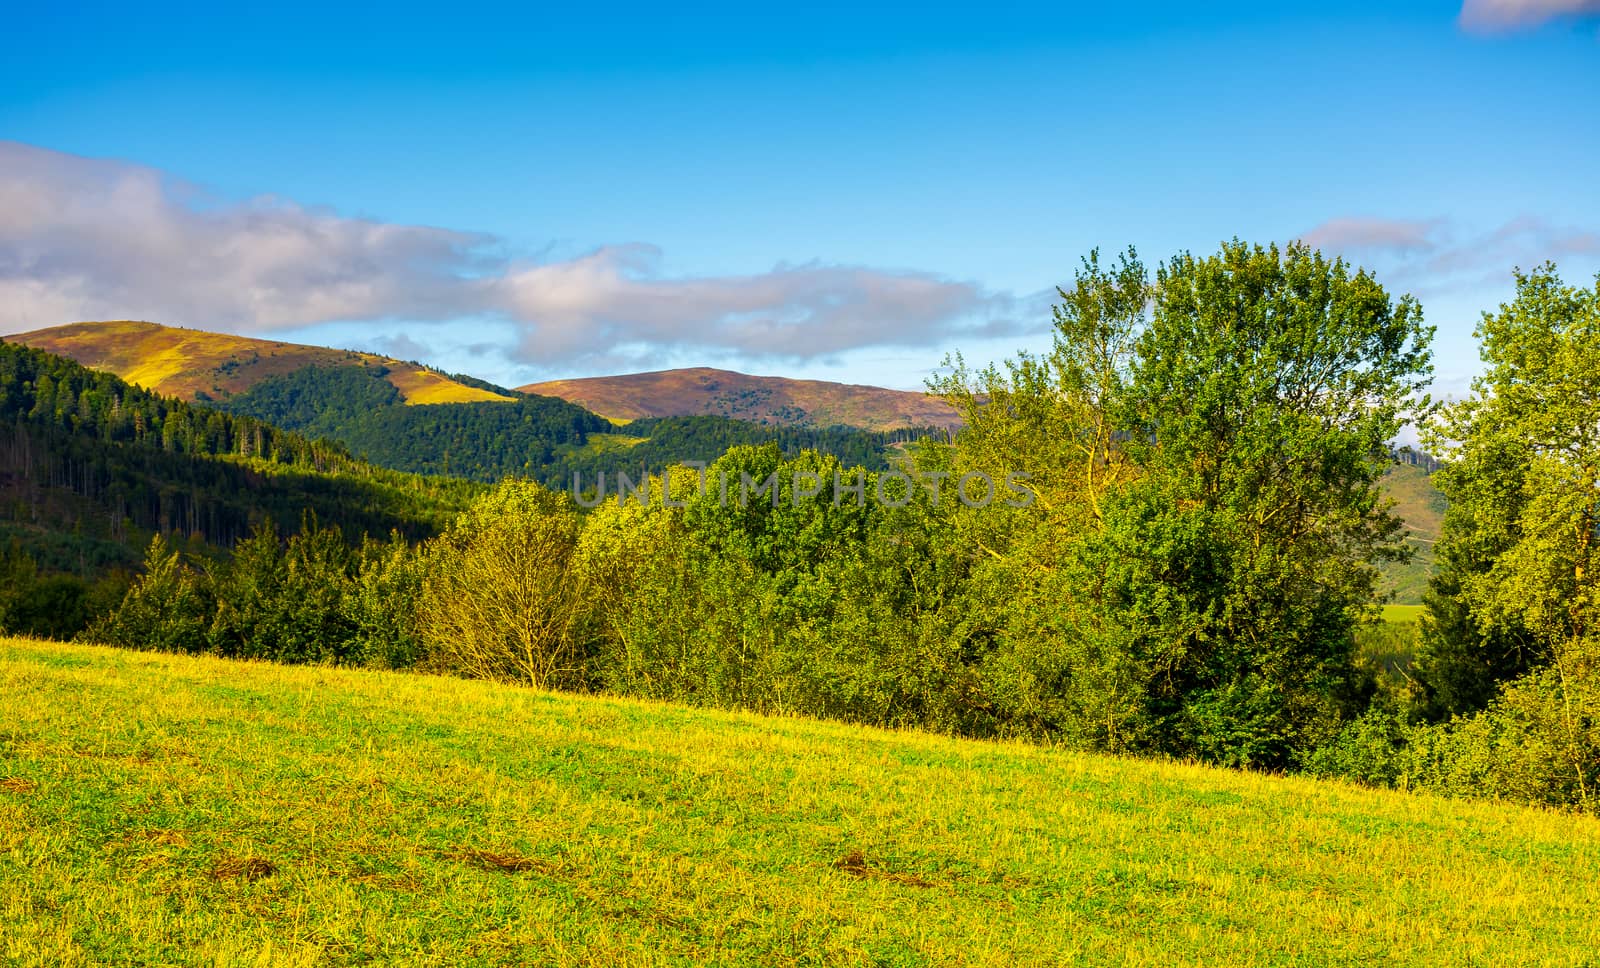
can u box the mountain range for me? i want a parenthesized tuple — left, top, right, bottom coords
(13, 321, 957, 432)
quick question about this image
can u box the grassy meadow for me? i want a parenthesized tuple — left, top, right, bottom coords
(4, 636, 1600, 967)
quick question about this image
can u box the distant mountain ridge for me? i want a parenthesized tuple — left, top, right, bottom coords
(521, 366, 962, 432)
(9, 321, 515, 405)
(1, 322, 942, 485)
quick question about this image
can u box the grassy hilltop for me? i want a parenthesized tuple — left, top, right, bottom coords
(10, 321, 514, 405)
(4, 637, 1598, 966)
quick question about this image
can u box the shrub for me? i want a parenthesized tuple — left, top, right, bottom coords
(85, 535, 211, 654)
(416, 480, 586, 688)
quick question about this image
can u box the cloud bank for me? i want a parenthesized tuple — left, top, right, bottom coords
(1297, 213, 1600, 295)
(0, 141, 1020, 365)
(1458, 0, 1600, 32)
(498, 244, 1019, 361)
(1299, 217, 1447, 254)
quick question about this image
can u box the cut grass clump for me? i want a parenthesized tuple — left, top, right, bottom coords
(211, 855, 278, 882)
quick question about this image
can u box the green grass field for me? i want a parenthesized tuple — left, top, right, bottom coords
(4, 637, 1599, 967)
(1380, 604, 1424, 624)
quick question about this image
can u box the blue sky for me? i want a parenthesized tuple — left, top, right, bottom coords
(2, 1, 1597, 394)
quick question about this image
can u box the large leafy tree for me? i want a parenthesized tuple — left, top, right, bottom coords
(1422, 266, 1600, 659)
(1407, 267, 1600, 810)
(1115, 241, 1433, 765)
(935, 241, 1433, 765)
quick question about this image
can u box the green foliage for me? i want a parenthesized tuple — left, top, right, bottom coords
(1405, 636, 1600, 811)
(930, 243, 1433, 769)
(88, 526, 425, 670)
(205, 519, 361, 663)
(214, 364, 929, 483)
(1352, 617, 1419, 706)
(86, 535, 213, 654)
(416, 480, 587, 688)
(0, 541, 129, 641)
(1312, 267, 1600, 814)
(1302, 707, 1411, 788)
(572, 445, 983, 729)
(0, 340, 477, 573)
(1376, 266, 1600, 811)
(1315, 633, 1600, 813)
(345, 533, 429, 670)
(1414, 265, 1600, 716)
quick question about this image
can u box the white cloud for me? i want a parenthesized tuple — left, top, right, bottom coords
(1298, 217, 1445, 254)
(0, 141, 1021, 365)
(1297, 214, 1599, 295)
(0, 141, 497, 332)
(1458, 0, 1600, 32)
(497, 244, 1020, 363)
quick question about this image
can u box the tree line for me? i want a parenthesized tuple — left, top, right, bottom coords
(1307, 263, 1600, 811)
(25, 241, 1600, 815)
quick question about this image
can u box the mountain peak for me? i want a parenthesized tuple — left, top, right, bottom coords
(521, 368, 960, 431)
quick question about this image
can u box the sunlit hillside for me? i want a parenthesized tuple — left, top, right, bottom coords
(5, 636, 1598, 966)
(9, 320, 515, 406)
(1377, 463, 1448, 604)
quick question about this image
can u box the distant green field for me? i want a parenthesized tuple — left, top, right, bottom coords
(4, 637, 1599, 966)
(1381, 604, 1424, 623)
(1376, 464, 1446, 606)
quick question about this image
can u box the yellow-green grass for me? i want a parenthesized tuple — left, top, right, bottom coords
(582, 432, 650, 451)
(1381, 604, 1424, 624)
(384, 367, 516, 406)
(10, 321, 514, 406)
(4, 638, 1599, 966)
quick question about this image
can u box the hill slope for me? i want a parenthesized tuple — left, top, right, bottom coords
(5, 636, 1598, 965)
(10, 320, 515, 405)
(8, 324, 931, 483)
(0, 339, 475, 575)
(1378, 462, 1447, 604)
(522, 366, 962, 431)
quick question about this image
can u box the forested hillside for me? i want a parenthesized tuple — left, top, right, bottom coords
(214, 363, 938, 482)
(210, 363, 611, 480)
(0, 339, 478, 636)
